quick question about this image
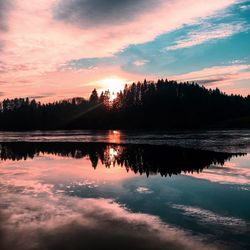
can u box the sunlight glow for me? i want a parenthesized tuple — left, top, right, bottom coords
(100, 78, 126, 99)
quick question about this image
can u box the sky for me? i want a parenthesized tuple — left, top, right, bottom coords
(0, 0, 250, 102)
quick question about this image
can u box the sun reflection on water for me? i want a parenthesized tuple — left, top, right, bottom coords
(108, 130, 121, 143)
(103, 145, 123, 168)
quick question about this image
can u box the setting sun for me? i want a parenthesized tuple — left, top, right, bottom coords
(100, 78, 126, 95)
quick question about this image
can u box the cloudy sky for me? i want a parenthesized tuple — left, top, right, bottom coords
(0, 0, 250, 102)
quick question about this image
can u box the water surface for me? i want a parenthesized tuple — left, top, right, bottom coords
(0, 130, 250, 250)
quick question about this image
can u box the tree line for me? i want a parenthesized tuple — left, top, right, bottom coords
(1, 79, 250, 130)
(0, 142, 242, 177)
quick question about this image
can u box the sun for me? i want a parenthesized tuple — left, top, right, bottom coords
(100, 77, 126, 97)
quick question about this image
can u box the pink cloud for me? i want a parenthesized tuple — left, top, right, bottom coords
(0, 195, 218, 250)
(0, 65, 141, 102)
(170, 64, 250, 95)
(0, 0, 238, 100)
(0, 153, 221, 250)
(185, 154, 250, 185)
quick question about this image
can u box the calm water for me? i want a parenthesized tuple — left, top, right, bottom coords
(0, 130, 250, 250)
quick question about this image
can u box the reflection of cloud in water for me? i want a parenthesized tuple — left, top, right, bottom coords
(172, 204, 248, 231)
(136, 186, 153, 194)
(1, 142, 249, 249)
(185, 155, 250, 185)
(0, 194, 219, 250)
(0, 173, 218, 250)
(2, 179, 54, 196)
(68, 180, 99, 188)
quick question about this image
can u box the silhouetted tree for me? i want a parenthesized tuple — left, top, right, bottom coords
(89, 89, 99, 104)
(0, 142, 244, 177)
(1, 79, 250, 130)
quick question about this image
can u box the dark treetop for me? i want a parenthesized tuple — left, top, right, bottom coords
(0, 142, 244, 177)
(1, 79, 250, 130)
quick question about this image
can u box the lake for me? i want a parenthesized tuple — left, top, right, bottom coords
(0, 130, 250, 250)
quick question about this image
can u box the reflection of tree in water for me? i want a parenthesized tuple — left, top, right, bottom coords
(0, 142, 244, 177)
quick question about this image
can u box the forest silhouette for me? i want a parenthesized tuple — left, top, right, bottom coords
(0, 142, 244, 177)
(1, 79, 250, 130)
